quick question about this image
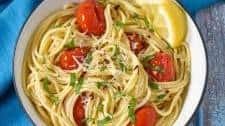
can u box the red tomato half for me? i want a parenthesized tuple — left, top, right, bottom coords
(76, 0, 105, 36)
(73, 96, 85, 126)
(146, 52, 175, 82)
(135, 106, 157, 126)
(59, 47, 89, 70)
(127, 33, 147, 54)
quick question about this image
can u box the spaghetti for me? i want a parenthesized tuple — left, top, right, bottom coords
(23, 0, 191, 126)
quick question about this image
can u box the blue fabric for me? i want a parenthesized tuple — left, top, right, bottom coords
(0, 0, 220, 125)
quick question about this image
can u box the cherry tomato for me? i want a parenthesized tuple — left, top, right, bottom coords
(127, 33, 147, 54)
(76, 0, 105, 36)
(146, 52, 175, 82)
(73, 96, 85, 126)
(135, 106, 157, 126)
(59, 47, 89, 70)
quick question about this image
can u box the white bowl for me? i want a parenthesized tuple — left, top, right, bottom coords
(13, 0, 207, 126)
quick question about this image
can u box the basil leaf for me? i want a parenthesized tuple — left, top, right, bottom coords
(76, 77, 84, 93)
(141, 55, 154, 67)
(97, 103, 104, 112)
(157, 94, 166, 100)
(70, 73, 77, 87)
(49, 95, 59, 105)
(85, 53, 93, 64)
(128, 97, 136, 123)
(143, 17, 154, 32)
(97, 116, 112, 126)
(114, 91, 126, 99)
(70, 73, 84, 93)
(113, 45, 120, 57)
(100, 66, 107, 72)
(64, 39, 75, 49)
(114, 21, 125, 30)
(42, 78, 50, 93)
(96, 81, 108, 89)
(148, 82, 159, 90)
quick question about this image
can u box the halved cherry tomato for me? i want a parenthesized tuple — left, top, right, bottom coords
(73, 96, 85, 126)
(146, 52, 175, 82)
(135, 106, 157, 126)
(76, 0, 105, 36)
(59, 47, 89, 70)
(127, 33, 147, 54)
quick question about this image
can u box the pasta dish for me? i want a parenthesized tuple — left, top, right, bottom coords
(23, 0, 190, 126)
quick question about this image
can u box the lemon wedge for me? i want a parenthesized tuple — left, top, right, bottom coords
(152, 1, 187, 48)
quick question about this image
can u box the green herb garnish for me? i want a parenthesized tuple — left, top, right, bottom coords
(114, 21, 125, 30)
(97, 116, 112, 126)
(143, 17, 154, 32)
(70, 73, 84, 93)
(42, 78, 50, 93)
(114, 91, 126, 99)
(157, 94, 166, 100)
(85, 53, 93, 64)
(141, 55, 154, 67)
(64, 39, 75, 49)
(83, 117, 94, 123)
(152, 65, 164, 73)
(49, 95, 59, 105)
(76, 77, 84, 93)
(128, 97, 137, 123)
(70, 73, 77, 87)
(100, 65, 107, 72)
(119, 62, 127, 72)
(113, 45, 120, 57)
(97, 103, 104, 112)
(96, 81, 108, 89)
(148, 82, 159, 90)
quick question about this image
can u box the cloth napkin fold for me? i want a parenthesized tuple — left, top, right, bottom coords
(0, 0, 220, 125)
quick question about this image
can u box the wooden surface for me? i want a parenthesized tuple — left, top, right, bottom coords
(188, 1, 225, 126)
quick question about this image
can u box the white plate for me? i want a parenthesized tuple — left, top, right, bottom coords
(13, 0, 207, 126)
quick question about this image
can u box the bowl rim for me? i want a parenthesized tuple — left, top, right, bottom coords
(12, 0, 208, 126)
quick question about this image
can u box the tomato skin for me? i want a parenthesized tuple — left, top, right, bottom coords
(59, 47, 89, 70)
(127, 33, 147, 54)
(146, 52, 175, 82)
(135, 106, 157, 126)
(76, 0, 105, 36)
(73, 96, 85, 126)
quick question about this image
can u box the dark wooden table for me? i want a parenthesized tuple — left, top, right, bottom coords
(189, 1, 225, 126)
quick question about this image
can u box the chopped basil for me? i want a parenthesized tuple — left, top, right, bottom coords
(148, 82, 159, 90)
(42, 78, 50, 93)
(76, 77, 84, 93)
(141, 55, 154, 67)
(114, 91, 126, 99)
(143, 17, 154, 32)
(119, 62, 125, 72)
(83, 117, 94, 123)
(113, 45, 120, 57)
(157, 94, 166, 100)
(70, 73, 84, 93)
(131, 13, 154, 32)
(97, 103, 104, 112)
(96, 81, 108, 89)
(85, 53, 93, 64)
(64, 39, 75, 49)
(128, 97, 136, 123)
(49, 95, 59, 105)
(114, 21, 125, 30)
(100, 65, 107, 72)
(97, 116, 112, 126)
(152, 65, 164, 73)
(70, 73, 77, 87)
(132, 13, 140, 19)
(98, 0, 107, 5)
